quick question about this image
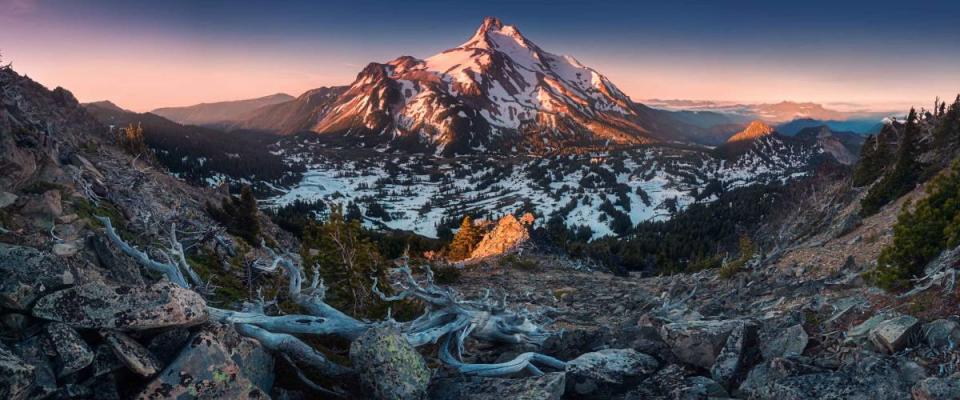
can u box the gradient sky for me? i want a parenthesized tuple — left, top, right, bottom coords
(2, 0, 958, 112)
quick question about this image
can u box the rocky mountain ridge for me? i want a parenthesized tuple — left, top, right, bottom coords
(236, 17, 700, 155)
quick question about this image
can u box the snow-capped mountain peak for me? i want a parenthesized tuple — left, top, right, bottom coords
(289, 17, 693, 155)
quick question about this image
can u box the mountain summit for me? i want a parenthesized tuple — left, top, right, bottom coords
(241, 17, 693, 154)
(727, 120, 775, 142)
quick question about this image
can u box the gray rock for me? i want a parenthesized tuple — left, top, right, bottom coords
(565, 348, 658, 396)
(147, 327, 192, 365)
(52, 241, 79, 257)
(90, 344, 123, 377)
(711, 321, 760, 390)
(102, 331, 161, 377)
(231, 335, 275, 393)
(922, 319, 960, 351)
(869, 315, 921, 353)
(89, 234, 143, 285)
(0, 243, 75, 310)
(762, 324, 808, 360)
(12, 335, 57, 398)
(0, 343, 35, 400)
(0, 313, 30, 334)
(912, 376, 960, 400)
(350, 324, 430, 400)
(738, 354, 920, 400)
(685, 375, 729, 398)
(46, 322, 94, 377)
(660, 319, 742, 369)
(0, 191, 17, 208)
(21, 189, 62, 226)
(135, 329, 268, 399)
(32, 281, 208, 330)
(845, 313, 889, 343)
(429, 372, 565, 400)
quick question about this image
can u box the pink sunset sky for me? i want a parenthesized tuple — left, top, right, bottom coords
(2, 0, 958, 112)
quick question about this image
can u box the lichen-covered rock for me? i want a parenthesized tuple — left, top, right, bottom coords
(761, 324, 808, 360)
(231, 336, 275, 393)
(429, 372, 565, 400)
(912, 376, 960, 400)
(102, 331, 161, 377)
(32, 281, 207, 330)
(147, 327, 192, 365)
(660, 319, 742, 369)
(12, 335, 57, 398)
(869, 315, 921, 354)
(711, 321, 760, 390)
(738, 354, 921, 400)
(350, 324, 430, 400)
(46, 322, 94, 377)
(91, 344, 124, 377)
(0, 243, 75, 310)
(565, 348, 658, 396)
(0, 343, 35, 400)
(922, 319, 960, 351)
(135, 329, 268, 399)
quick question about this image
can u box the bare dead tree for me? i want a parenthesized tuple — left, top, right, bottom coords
(94, 215, 568, 393)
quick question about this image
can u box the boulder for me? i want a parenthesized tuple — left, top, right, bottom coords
(922, 319, 960, 351)
(0, 343, 35, 400)
(32, 281, 207, 330)
(135, 329, 268, 399)
(0, 191, 17, 208)
(738, 354, 921, 400)
(46, 322, 94, 377)
(429, 372, 565, 400)
(90, 344, 123, 377)
(761, 324, 808, 360)
(12, 335, 57, 397)
(21, 189, 62, 226)
(350, 324, 430, 400)
(710, 321, 760, 390)
(102, 331, 161, 377)
(869, 315, 921, 353)
(147, 327, 192, 365)
(660, 319, 742, 369)
(685, 375, 730, 398)
(565, 348, 658, 396)
(845, 313, 890, 343)
(231, 336, 275, 393)
(912, 376, 960, 400)
(0, 243, 75, 310)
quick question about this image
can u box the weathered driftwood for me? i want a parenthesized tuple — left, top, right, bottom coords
(96, 215, 567, 391)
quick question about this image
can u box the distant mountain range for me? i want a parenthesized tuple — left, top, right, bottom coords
(151, 93, 293, 127)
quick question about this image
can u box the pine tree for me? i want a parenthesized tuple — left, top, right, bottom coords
(447, 216, 480, 261)
(852, 134, 890, 187)
(207, 185, 261, 246)
(861, 108, 923, 216)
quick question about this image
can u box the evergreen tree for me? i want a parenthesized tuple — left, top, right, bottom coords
(869, 160, 960, 290)
(447, 216, 480, 261)
(861, 108, 923, 216)
(207, 185, 261, 246)
(852, 134, 891, 187)
(301, 205, 386, 317)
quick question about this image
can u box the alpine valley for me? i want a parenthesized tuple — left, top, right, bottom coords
(86, 17, 869, 240)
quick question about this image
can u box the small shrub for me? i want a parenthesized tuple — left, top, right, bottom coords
(432, 264, 462, 284)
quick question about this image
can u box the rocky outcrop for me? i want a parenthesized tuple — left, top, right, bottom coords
(912, 376, 960, 400)
(429, 372, 565, 400)
(350, 324, 430, 400)
(0, 343, 34, 400)
(710, 321, 760, 390)
(45, 322, 93, 377)
(469, 213, 532, 259)
(32, 281, 208, 330)
(761, 324, 808, 360)
(135, 328, 268, 399)
(659, 319, 743, 369)
(102, 331, 161, 377)
(0, 244, 75, 310)
(739, 354, 923, 399)
(565, 348, 658, 396)
(869, 315, 921, 353)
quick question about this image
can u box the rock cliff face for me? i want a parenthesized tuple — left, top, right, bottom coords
(470, 213, 533, 259)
